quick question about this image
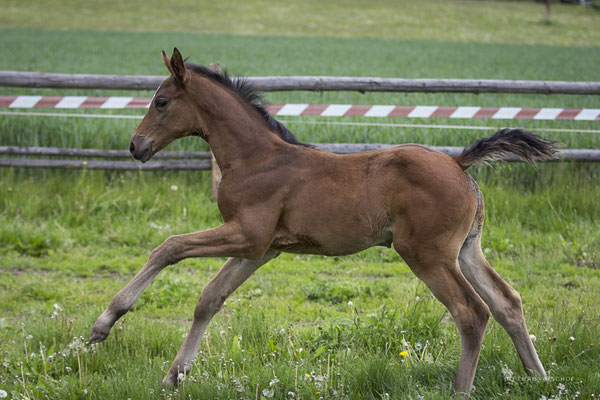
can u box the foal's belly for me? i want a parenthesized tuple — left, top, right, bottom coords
(270, 223, 394, 256)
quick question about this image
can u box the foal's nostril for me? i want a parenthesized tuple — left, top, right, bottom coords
(130, 134, 154, 163)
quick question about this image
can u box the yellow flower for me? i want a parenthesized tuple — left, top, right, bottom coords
(400, 351, 408, 357)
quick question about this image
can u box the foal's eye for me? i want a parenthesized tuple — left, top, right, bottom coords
(155, 98, 169, 109)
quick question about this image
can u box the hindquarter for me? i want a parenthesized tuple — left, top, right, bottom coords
(387, 147, 480, 262)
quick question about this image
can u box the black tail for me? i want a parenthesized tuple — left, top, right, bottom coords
(454, 128, 560, 170)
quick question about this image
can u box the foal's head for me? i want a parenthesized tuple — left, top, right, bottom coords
(130, 48, 307, 162)
(130, 48, 203, 162)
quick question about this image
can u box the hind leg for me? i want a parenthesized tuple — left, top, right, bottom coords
(395, 243, 490, 397)
(458, 235, 546, 377)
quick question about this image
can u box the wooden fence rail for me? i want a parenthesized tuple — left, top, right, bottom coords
(1, 145, 599, 171)
(2, 71, 600, 94)
(0, 146, 211, 159)
(0, 158, 211, 171)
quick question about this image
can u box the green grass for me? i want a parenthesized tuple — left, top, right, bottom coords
(1, 0, 599, 46)
(0, 168, 599, 399)
(1, 2, 600, 399)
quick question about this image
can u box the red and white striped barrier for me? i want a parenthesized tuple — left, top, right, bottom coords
(1, 96, 599, 120)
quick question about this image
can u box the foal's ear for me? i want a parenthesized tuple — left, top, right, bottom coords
(162, 48, 187, 86)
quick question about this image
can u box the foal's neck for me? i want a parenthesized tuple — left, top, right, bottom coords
(192, 78, 283, 172)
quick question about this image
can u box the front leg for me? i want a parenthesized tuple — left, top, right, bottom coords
(162, 250, 280, 387)
(89, 222, 268, 344)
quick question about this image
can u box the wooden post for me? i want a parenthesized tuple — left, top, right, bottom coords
(211, 153, 222, 201)
(209, 63, 223, 201)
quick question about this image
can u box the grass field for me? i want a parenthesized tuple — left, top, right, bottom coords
(1, 0, 600, 46)
(1, 1, 600, 399)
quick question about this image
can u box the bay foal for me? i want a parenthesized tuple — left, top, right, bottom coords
(90, 48, 557, 396)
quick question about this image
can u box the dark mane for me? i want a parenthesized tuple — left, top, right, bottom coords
(186, 63, 309, 147)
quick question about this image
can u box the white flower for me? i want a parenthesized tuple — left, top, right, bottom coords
(0, 390, 7, 398)
(529, 334, 537, 342)
(53, 304, 62, 311)
(233, 378, 244, 392)
(262, 388, 274, 398)
(170, 185, 178, 191)
(347, 301, 353, 306)
(177, 373, 185, 382)
(569, 336, 575, 342)
(501, 363, 514, 382)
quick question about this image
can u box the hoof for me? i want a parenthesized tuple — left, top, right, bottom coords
(88, 326, 109, 344)
(88, 330, 108, 344)
(89, 314, 113, 344)
(162, 374, 178, 388)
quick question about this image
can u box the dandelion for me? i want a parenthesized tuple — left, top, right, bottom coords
(400, 351, 408, 357)
(501, 363, 514, 382)
(233, 378, 244, 392)
(262, 388, 274, 398)
(53, 304, 62, 311)
(569, 336, 575, 342)
(347, 301, 353, 306)
(530, 334, 537, 342)
(170, 185, 178, 191)
(0, 390, 6, 398)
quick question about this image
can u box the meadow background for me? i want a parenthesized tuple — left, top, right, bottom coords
(0, 1, 599, 399)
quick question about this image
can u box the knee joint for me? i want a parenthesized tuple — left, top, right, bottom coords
(194, 289, 225, 320)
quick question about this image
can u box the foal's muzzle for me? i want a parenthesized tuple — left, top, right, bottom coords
(130, 135, 153, 163)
